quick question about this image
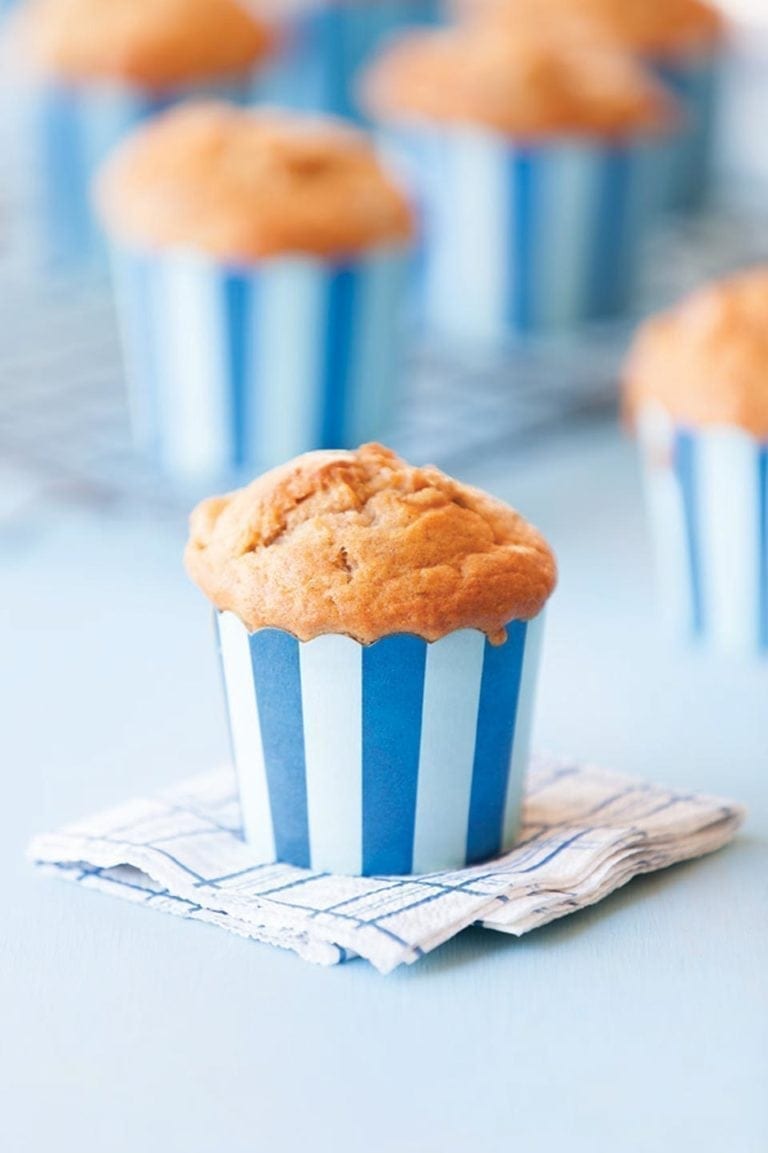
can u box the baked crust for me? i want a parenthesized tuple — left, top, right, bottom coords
(624, 268, 768, 438)
(362, 23, 675, 138)
(96, 102, 414, 260)
(185, 444, 557, 644)
(21, 0, 274, 87)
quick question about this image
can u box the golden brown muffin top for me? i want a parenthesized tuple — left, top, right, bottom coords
(95, 102, 414, 260)
(362, 23, 675, 138)
(624, 268, 768, 437)
(456, 0, 724, 58)
(185, 444, 557, 644)
(20, 0, 274, 87)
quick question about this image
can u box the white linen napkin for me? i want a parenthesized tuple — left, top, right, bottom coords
(28, 759, 744, 974)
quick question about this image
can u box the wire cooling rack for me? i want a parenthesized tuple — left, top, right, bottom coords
(1, 109, 768, 533)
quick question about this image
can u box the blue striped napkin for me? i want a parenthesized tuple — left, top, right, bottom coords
(28, 760, 744, 973)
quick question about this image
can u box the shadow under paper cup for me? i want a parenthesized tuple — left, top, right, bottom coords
(637, 406, 768, 655)
(110, 244, 409, 482)
(215, 612, 545, 875)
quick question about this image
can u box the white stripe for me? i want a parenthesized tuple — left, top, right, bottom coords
(300, 635, 363, 874)
(412, 630, 486, 873)
(534, 145, 598, 330)
(218, 612, 276, 861)
(347, 250, 406, 442)
(637, 407, 693, 636)
(452, 131, 508, 344)
(501, 614, 545, 850)
(697, 429, 760, 653)
(253, 259, 325, 467)
(156, 256, 231, 478)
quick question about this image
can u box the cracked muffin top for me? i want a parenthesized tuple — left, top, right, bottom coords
(96, 102, 414, 260)
(361, 22, 675, 138)
(20, 0, 274, 87)
(624, 267, 768, 437)
(185, 443, 557, 644)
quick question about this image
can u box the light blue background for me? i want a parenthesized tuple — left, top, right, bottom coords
(1, 426, 766, 1153)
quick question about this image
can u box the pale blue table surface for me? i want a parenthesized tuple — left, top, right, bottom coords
(1, 424, 766, 1153)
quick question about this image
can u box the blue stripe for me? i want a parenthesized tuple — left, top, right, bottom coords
(466, 622, 528, 864)
(589, 147, 631, 318)
(249, 629, 310, 868)
(510, 150, 536, 333)
(320, 266, 358, 447)
(39, 87, 91, 266)
(222, 272, 252, 470)
(759, 449, 768, 651)
(674, 430, 704, 636)
(361, 635, 426, 875)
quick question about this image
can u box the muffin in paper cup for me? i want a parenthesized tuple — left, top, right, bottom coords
(186, 444, 557, 875)
(96, 103, 414, 481)
(362, 23, 677, 346)
(12, 0, 276, 268)
(261, 0, 443, 124)
(450, 0, 726, 215)
(625, 268, 768, 655)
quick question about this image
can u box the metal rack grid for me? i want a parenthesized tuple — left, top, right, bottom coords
(1, 195, 767, 527)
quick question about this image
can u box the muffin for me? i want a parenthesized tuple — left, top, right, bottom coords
(625, 267, 768, 654)
(186, 442, 557, 874)
(262, 0, 443, 125)
(459, 0, 727, 212)
(362, 23, 676, 344)
(96, 103, 414, 480)
(14, 0, 275, 265)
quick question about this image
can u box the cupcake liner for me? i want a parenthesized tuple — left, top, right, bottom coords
(638, 406, 768, 654)
(389, 128, 664, 344)
(110, 245, 409, 480)
(215, 611, 544, 875)
(24, 77, 252, 268)
(650, 51, 719, 213)
(262, 0, 442, 123)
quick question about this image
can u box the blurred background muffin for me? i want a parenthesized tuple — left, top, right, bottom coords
(363, 22, 677, 348)
(186, 442, 557, 874)
(11, 0, 276, 267)
(455, 0, 728, 213)
(625, 266, 768, 655)
(96, 102, 414, 483)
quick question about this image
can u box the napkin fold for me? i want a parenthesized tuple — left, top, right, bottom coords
(29, 760, 744, 973)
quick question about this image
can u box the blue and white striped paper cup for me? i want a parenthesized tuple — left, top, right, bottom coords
(390, 127, 665, 345)
(110, 244, 409, 481)
(262, 0, 442, 123)
(650, 51, 719, 214)
(216, 611, 544, 874)
(24, 76, 252, 269)
(638, 406, 768, 655)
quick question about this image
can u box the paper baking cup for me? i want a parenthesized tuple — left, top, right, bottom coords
(215, 611, 544, 874)
(391, 128, 664, 345)
(25, 77, 252, 268)
(638, 407, 768, 655)
(651, 51, 719, 213)
(263, 0, 442, 123)
(110, 245, 408, 480)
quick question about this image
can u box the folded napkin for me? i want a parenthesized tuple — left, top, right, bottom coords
(29, 760, 744, 973)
